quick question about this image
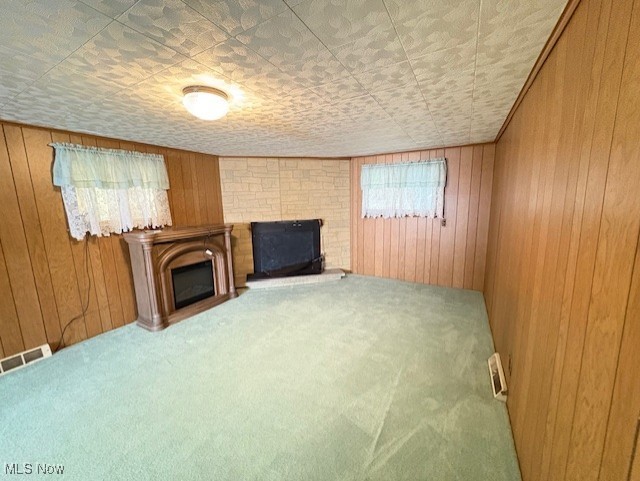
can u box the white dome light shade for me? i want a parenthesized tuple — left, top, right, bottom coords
(182, 86, 229, 121)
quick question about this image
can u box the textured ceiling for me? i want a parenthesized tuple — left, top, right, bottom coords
(0, 0, 567, 157)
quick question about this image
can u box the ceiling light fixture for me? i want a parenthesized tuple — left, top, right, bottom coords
(182, 86, 229, 121)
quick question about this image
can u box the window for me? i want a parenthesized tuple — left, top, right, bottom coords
(51, 143, 172, 240)
(360, 159, 447, 219)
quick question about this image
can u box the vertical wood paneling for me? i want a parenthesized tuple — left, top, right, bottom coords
(473, 144, 493, 291)
(0, 239, 23, 355)
(179, 150, 195, 225)
(74, 139, 113, 334)
(206, 154, 224, 225)
(0, 121, 223, 357)
(483, 141, 503, 312)
(453, 146, 472, 288)
(189, 153, 202, 226)
(350, 158, 359, 275)
(53, 131, 103, 341)
(430, 148, 445, 283)
(536, 3, 589, 473)
(350, 143, 494, 291)
(4, 125, 63, 344)
(97, 138, 131, 332)
(396, 153, 408, 280)
(357, 159, 366, 275)
(196, 154, 210, 224)
(69, 132, 110, 333)
(209, 155, 224, 224)
(485, 0, 640, 479)
(633, 447, 640, 481)
(107, 140, 140, 326)
(382, 155, 392, 278)
(80, 136, 126, 330)
(23, 127, 85, 346)
(438, 147, 460, 287)
(524, 38, 573, 479)
(373, 155, 385, 277)
(463, 145, 482, 289)
(546, 0, 613, 476)
(111, 235, 137, 328)
(567, 0, 639, 474)
(87, 235, 113, 334)
(166, 151, 187, 225)
(415, 205, 427, 283)
(362, 155, 375, 277)
(404, 215, 417, 282)
(404, 151, 420, 283)
(529, 15, 588, 479)
(514, 49, 561, 474)
(0, 127, 48, 348)
(599, 233, 640, 481)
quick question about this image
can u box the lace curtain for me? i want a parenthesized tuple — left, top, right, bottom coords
(361, 159, 447, 219)
(51, 143, 173, 240)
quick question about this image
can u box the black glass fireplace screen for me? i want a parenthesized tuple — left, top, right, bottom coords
(171, 260, 215, 309)
(250, 219, 323, 279)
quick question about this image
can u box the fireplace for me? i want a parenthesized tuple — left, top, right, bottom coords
(249, 219, 323, 280)
(124, 225, 236, 331)
(172, 260, 215, 309)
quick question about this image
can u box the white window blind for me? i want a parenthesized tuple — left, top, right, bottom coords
(360, 159, 447, 219)
(51, 143, 172, 240)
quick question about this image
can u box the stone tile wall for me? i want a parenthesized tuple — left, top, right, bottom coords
(219, 157, 350, 286)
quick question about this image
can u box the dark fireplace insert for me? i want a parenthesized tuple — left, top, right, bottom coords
(172, 260, 215, 309)
(249, 219, 323, 281)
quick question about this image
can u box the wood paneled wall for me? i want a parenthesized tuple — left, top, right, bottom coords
(351, 144, 494, 291)
(632, 439, 640, 481)
(0, 121, 223, 358)
(484, 0, 640, 479)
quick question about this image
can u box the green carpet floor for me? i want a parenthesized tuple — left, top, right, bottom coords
(0, 275, 520, 480)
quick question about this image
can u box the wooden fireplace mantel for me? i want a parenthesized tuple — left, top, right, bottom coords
(124, 224, 237, 331)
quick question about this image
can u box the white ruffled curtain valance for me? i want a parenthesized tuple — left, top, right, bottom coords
(361, 159, 447, 219)
(51, 143, 172, 240)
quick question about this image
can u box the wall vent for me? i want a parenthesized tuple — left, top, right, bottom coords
(488, 352, 508, 402)
(0, 344, 51, 377)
